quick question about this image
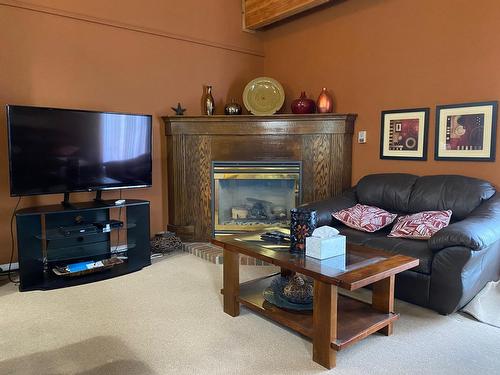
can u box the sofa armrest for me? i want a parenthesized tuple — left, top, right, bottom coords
(299, 188, 357, 227)
(430, 240, 500, 314)
(429, 193, 500, 252)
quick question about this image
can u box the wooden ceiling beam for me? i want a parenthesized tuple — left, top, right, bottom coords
(243, 0, 330, 30)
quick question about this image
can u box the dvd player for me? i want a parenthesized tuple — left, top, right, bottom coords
(58, 224, 98, 237)
(94, 220, 124, 233)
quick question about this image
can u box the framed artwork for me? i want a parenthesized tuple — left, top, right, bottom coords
(380, 108, 429, 160)
(435, 101, 498, 161)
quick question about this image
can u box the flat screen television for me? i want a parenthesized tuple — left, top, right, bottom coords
(6, 105, 152, 197)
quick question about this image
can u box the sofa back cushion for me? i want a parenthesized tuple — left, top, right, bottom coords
(356, 173, 419, 213)
(408, 175, 496, 220)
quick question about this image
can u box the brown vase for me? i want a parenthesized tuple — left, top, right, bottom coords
(202, 85, 215, 115)
(316, 87, 334, 113)
(291, 92, 316, 114)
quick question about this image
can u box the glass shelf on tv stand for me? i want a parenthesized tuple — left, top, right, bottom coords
(44, 251, 130, 265)
(41, 243, 134, 270)
(35, 222, 136, 241)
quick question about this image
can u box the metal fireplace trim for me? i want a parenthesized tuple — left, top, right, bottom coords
(211, 161, 302, 236)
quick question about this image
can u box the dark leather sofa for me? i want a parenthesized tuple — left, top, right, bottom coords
(300, 173, 500, 314)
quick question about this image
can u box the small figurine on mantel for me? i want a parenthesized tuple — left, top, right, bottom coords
(171, 102, 186, 115)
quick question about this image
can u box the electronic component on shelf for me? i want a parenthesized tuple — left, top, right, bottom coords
(58, 224, 98, 237)
(67, 260, 104, 273)
(94, 220, 123, 233)
(52, 258, 124, 277)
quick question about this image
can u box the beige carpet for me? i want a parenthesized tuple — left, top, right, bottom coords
(461, 280, 500, 328)
(0, 252, 499, 375)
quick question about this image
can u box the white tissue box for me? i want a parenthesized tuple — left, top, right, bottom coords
(306, 235, 346, 260)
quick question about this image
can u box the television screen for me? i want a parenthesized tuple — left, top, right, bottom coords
(7, 105, 152, 196)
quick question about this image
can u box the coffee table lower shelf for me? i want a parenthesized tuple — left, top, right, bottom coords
(237, 274, 399, 351)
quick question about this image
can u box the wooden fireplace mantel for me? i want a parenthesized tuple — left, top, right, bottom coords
(164, 114, 356, 135)
(163, 114, 356, 241)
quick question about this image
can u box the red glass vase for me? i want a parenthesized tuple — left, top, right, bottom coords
(291, 91, 316, 114)
(316, 87, 334, 113)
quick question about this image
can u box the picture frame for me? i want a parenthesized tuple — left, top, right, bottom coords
(435, 101, 498, 161)
(380, 108, 429, 160)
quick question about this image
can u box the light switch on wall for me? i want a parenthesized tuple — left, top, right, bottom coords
(358, 130, 367, 143)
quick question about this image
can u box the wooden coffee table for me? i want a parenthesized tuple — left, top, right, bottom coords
(212, 229, 419, 369)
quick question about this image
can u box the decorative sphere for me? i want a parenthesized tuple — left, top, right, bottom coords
(224, 101, 242, 115)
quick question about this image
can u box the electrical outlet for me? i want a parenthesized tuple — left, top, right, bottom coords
(358, 130, 367, 143)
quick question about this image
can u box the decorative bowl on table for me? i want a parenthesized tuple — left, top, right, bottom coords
(282, 274, 313, 304)
(263, 274, 313, 311)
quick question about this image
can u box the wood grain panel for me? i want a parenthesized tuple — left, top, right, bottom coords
(329, 133, 353, 197)
(302, 134, 331, 203)
(329, 133, 343, 197)
(171, 135, 186, 223)
(342, 134, 353, 191)
(184, 135, 212, 240)
(210, 135, 301, 161)
(198, 136, 213, 240)
(163, 114, 356, 135)
(244, 0, 330, 30)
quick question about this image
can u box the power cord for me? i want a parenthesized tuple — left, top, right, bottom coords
(9, 197, 22, 284)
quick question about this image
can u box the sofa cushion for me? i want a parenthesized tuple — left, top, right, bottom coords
(336, 225, 431, 274)
(338, 226, 390, 245)
(332, 204, 397, 233)
(408, 175, 495, 220)
(388, 210, 452, 240)
(362, 237, 433, 274)
(356, 173, 419, 213)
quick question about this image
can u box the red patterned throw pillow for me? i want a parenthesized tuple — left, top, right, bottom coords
(332, 204, 397, 233)
(388, 210, 452, 240)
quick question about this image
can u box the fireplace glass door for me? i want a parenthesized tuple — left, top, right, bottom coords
(212, 162, 301, 235)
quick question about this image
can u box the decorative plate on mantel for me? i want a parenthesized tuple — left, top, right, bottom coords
(243, 77, 285, 116)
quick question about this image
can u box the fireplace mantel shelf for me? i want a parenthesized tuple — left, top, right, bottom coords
(163, 114, 356, 135)
(163, 114, 356, 241)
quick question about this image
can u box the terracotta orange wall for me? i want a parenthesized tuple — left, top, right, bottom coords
(0, 0, 263, 263)
(262, 0, 500, 186)
(3, 0, 499, 264)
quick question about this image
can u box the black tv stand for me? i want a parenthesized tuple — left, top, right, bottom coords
(94, 190, 104, 204)
(61, 192, 78, 209)
(15, 199, 151, 291)
(93, 190, 122, 207)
